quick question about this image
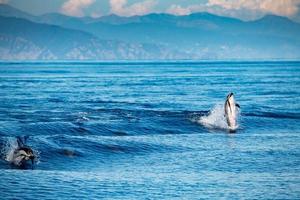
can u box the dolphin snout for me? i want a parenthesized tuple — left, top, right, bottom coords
(227, 92, 234, 99)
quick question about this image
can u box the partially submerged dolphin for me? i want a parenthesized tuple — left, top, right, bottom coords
(11, 136, 35, 168)
(224, 93, 240, 132)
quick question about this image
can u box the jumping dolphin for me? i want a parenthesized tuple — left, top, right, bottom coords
(11, 136, 35, 168)
(224, 93, 240, 132)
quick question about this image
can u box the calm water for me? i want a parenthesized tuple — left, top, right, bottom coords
(0, 61, 299, 199)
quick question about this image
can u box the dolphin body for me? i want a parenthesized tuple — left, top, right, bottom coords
(224, 93, 240, 132)
(11, 136, 35, 168)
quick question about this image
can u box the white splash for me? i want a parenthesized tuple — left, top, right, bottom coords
(76, 112, 90, 123)
(1, 137, 40, 165)
(198, 104, 240, 131)
(1, 138, 18, 163)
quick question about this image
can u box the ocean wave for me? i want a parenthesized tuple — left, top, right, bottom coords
(0, 134, 189, 170)
(243, 111, 300, 120)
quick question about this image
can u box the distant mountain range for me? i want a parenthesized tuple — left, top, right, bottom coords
(0, 4, 300, 60)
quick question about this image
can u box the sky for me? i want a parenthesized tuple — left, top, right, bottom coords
(2, 0, 300, 21)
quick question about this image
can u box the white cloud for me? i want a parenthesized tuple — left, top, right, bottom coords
(61, 0, 95, 17)
(166, 4, 209, 16)
(109, 0, 157, 16)
(166, 0, 300, 20)
(166, 5, 191, 16)
(207, 0, 300, 17)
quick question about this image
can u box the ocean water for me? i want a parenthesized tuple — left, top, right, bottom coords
(0, 61, 299, 199)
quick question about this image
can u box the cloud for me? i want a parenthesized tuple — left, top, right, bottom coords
(166, 4, 208, 16)
(207, 0, 300, 17)
(109, 0, 157, 16)
(61, 0, 95, 17)
(166, 0, 300, 20)
(166, 5, 192, 16)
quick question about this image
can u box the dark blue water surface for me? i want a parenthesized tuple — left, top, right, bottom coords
(0, 61, 299, 199)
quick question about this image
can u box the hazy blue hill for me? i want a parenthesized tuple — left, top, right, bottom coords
(79, 13, 300, 59)
(0, 4, 35, 21)
(94, 12, 243, 28)
(96, 14, 140, 25)
(37, 13, 86, 27)
(247, 15, 300, 40)
(0, 16, 99, 59)
(0, 4, 90, 28)
(0, 4, 300, 59)
(0, 16, 182, 60)
(83, 13, 239, 43)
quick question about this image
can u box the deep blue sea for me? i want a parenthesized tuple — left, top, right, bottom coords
(0, 61, 299, 199)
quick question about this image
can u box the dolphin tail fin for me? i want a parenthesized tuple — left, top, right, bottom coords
(235, 103, 240, 108)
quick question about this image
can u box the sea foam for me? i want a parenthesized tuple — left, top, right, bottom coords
(198, 104, 240, 131)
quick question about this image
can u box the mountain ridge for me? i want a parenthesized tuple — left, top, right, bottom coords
(0, 4, 299, 60)
(0, 15, 188, 60)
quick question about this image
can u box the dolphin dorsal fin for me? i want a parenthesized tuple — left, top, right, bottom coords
(16, 136, 25, 147)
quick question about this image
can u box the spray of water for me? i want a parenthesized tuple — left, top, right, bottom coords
(76, 112, 90, 123)
(198, 104, 240, 131)
(1, 137, 18, 163)
(1, 137, 40, 165)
